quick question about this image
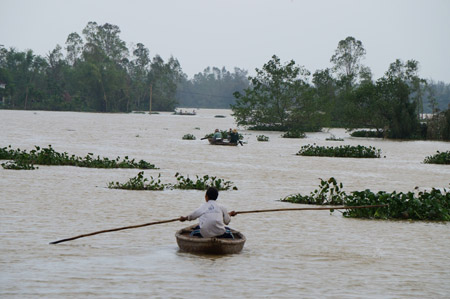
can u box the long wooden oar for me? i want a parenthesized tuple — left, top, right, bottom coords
(49, 204, 387, 245)
(50, 218, 180, 244)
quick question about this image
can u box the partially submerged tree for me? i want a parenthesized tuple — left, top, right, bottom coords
(231, 55, 321, 131)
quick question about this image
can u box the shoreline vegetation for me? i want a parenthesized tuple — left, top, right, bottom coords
(0, 24, 448, 141)
(0, 145, 157, 170)
(281, 178, 450, 221)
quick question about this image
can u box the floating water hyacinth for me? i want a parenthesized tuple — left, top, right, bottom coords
(0, 145, 157, 169)
(296, 144, 381, 158)
(281, 178, 450, 221)
(423, 151, 450, 164)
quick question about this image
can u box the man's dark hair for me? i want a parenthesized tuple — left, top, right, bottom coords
(206, 187, 219, 200)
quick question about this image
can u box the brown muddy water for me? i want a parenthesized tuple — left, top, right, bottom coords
(1, 109, 449, 298)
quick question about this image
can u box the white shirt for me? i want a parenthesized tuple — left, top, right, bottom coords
(187, 200, 231, 238)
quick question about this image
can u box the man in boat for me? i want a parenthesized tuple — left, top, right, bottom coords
(229, 128, 243, 145)
(213, 129, 222, 142)
(179, 187, 236, 238)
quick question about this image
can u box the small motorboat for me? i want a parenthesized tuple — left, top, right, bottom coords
(207, 137, 238, 146)
(175, 225, 246, 254)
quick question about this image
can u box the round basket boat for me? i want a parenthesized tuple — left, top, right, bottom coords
(176, 225, 246, 254)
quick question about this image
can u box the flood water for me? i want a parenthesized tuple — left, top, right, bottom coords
(1, 109, 449, 298)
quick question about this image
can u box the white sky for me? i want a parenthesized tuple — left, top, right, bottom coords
(1, 0, 449, 81)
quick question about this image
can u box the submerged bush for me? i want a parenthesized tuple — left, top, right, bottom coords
(343, 188, 450, 221)
(350, 130, 384, 138)
(108, 172, 238, 191)
(326, 134, 344, 141)
(182, 134, 196, 140)
(281, 178, 450, 221)
(173, 173, 237, 191)
(1, 160, 37, 170)
(0, 145, 157, 169)
(297, 144, 381, 158)
(108, 172, 165, 190)
(423, 151, 450, 165)
(256, 135, 269, 142)
(282, 130, 306, 139)
(281, 178, 346, 205)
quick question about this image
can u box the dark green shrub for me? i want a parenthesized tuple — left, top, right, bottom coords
(281, 177, 450, 221)
(256, 135, 269, 142)
(108, 172, 165, 190)
(0, 145, 157, 169)
(281, 178, 345, 205)
(1, 160, 37, 170)
(350, 130, 384, 138)
(424, 151, 450, 165)
(282, 130, 306, 138)
(172, 173, 237, 191)
(182, 134, 196, 140)
(297, 144, 381, 158)
(325, 134, 344, 141)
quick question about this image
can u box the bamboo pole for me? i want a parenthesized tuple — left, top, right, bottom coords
(50, 218, 180, 245)
(49, 205, 387, 245)
(234, 204, 388, 215)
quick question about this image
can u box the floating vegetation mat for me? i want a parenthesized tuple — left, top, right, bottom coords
(1, 145, 157, 170)
(424, 151, 450, 165)
(109, 172, 238, 191)
(281, 178, 450, 221)
(297, 144, 381, 158)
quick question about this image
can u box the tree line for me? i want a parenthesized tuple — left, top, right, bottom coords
(0, 22, 246, 112)
(0, 24, 448, 139)
(232, 37, 449, 140)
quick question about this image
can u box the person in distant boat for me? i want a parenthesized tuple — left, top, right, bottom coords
(179, 187, 237, 238)
(229, 128, 243, 145)
(213, 129, 222, 141)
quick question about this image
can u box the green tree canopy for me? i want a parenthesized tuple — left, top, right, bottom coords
(231, 55, 322, 131)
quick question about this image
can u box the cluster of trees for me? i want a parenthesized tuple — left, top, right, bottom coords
(176, 66, 249, 108)
(232, 37, 449, 140)
(0, 26, 448, 140)
(0, 22, 184, 112)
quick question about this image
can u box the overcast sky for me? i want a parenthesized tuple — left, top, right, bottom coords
(1, 0, 449, 82)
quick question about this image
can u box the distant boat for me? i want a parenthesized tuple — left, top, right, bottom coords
(176, 225, 246, 254)
(173, 110, 196, 115)
(208, 137, 238, 146)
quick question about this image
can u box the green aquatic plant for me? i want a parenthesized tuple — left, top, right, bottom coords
(0, 145, 157, 169)
(350, 130, 384, 138)
(108, 172, 165, 190)
(182, 134, 196, 140)
(423, 151, 450, 165)
(281, 178, 346, 205)
(1, 160, 37, 170)
(172, 173, 237, 191)
(325, 134, 344, 141)
(108, 172, 238, 191)
(282, 130, 306, 138)
(297, 144, 381, 158)
(256, 135, 269, 142)
(343, 188, 450, 221)
(281, 178, 450, 221)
